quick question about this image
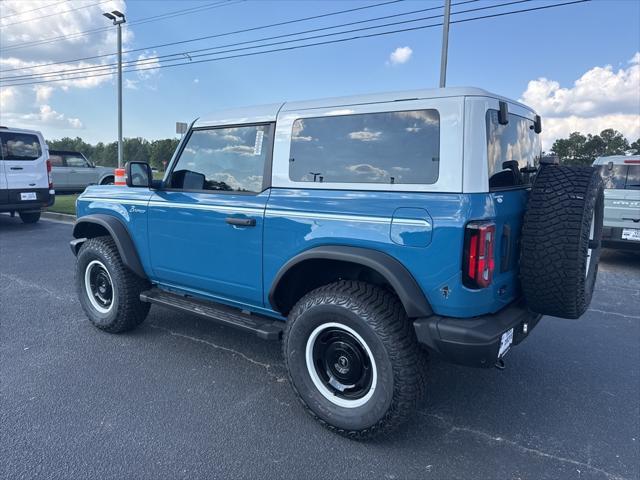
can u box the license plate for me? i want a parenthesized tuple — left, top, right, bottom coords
(622, 228, 640, 242)
(20, 192, 37, 201)
(498, 328, 514, 358)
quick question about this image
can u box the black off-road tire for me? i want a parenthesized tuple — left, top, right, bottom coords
(76, 236, 150, 333)
(100, 176, 115, 185)
(283, 280, 424, 439)
(520, 165, 604, 319)
(19, 211, 41, 223)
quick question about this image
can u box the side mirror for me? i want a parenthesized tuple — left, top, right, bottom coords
(125, 161, 152, 188)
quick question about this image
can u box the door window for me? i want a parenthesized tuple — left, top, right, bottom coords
(65, 154, 89, 168)
(169, 124, 273, 193)
(49, 154, 64, 166)
(0, 132, 42, 161)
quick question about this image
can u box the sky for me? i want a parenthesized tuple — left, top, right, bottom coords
(1, 0, 639, 150)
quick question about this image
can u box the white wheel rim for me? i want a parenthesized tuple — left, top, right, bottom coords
(84, 260, 114, 314)
(586, 211, 595, 278)
(305, 322, 378, 409)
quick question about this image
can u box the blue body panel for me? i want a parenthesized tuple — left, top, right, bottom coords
(76, 185, 528, 320)
(263, 188, 525, 318)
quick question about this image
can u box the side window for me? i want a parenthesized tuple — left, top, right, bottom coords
(600, 165, 628, 189)
(486, 110, 541, 190)
(65, 154, 89, 168)
(0, 132, 42, 161)
(289, 109, 440, 184)
(170, 124, 273, 193)
(49, 154, 64, 167)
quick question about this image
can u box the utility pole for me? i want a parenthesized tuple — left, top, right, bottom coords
(439, 0, 451, 88)
(103, 10, 126, 168)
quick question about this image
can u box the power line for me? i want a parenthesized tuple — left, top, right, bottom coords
(0, 0, 590, 88)
(0, 0, 406, 72)
(0, 1, 111, 28)
(0, 0, 69, 20)
(0, 0, 239, 52)
(2, 0, 485, 81)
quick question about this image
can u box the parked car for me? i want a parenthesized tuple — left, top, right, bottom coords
(69, 87, 604, 438)
(0, 126, 54, 223)
(593, 155, 640, 249)
(49, 150, 114, 192)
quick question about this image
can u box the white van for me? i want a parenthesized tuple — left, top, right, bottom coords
(593, 155, 640, 250)
(0, 126, 55, 223)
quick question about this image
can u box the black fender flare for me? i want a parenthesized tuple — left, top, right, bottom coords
(268, 245, 432, 318)
(71, 214, 146, 279)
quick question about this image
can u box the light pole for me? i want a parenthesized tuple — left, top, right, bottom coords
(103, 10, 126, 168)
(439, 0, 451, 88)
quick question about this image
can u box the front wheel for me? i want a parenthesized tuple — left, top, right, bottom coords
(283, 281, 424, 439)
(76, 236, 150, 333)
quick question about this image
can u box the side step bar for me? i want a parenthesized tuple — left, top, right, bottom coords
(140, 288, 283, 340)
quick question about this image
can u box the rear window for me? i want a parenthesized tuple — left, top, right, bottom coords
(600, 165, 640, 190)
(486, 110, 541, 190)
(0, 132, 42, 161)
(289, 109, 440, 185)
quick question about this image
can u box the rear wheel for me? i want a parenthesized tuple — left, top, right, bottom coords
(283, 281, 423, 439)
(19, 211, 41, 224)
(520, 165, 604, 319)
(76, 236, 150, 332)
(101, 176, 114, 185)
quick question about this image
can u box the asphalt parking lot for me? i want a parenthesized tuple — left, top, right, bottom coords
(1, 215, 638, 480)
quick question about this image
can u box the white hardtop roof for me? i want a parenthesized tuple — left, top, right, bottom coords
(0, 126, 45, 137)
(193, 86, 532, 128)
(593, 155, 640, 165)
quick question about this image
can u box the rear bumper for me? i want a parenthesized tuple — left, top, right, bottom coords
(601, 226, 640, 250)
(413, 298, 542, 368)
(0, 187, 54, 212)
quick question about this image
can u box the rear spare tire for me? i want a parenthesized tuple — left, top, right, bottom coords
(520, 165, 604, 319)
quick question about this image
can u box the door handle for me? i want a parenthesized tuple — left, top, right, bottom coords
(225, 217, 256, 227)
(622, 217, 640, 223)
(10, 167, 23, 170)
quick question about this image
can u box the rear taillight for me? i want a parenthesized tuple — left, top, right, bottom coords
(624, 159, 640, 164)
(46, 159, 53, 189)
(463, 221, 496, 289)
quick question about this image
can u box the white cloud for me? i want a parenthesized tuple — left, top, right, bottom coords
(0, 0, 129, 132)
(135, 51, 161, 80)
(348, 130, 382, 142)
(521, 52, 640, 149)
(2, 104, 83, 130)
(388, 46, 412, 65)
(193, 78, 200, 84)
(346, 163, 388, 179)
(34, 85, 53, 102)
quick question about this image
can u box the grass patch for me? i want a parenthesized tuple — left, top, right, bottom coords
(48, 194, 78, 216)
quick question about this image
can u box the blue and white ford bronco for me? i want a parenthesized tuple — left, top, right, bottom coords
(71, 87, 604, 438)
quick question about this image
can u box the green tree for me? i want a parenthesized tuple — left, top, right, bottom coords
(551, 132, 588, 166)
(630, 138, 640, 153)
(598, 128, 629, 156)
(551, 129, 631, 166)
(149, 139, 179, 170)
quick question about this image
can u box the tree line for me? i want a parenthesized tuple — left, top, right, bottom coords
(47, 128, 639, 171)
(46, 136, 180, 170)
(551, 129, 639, 166)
